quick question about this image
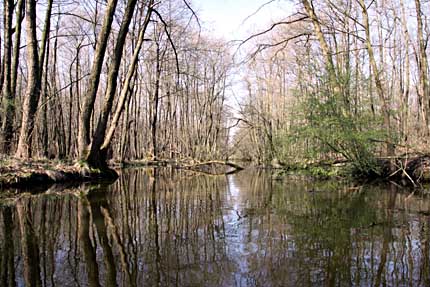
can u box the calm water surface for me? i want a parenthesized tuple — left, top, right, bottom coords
(0, 168, 430, 286)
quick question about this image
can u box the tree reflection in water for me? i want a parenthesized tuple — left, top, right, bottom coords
(0, 168, 429, 286)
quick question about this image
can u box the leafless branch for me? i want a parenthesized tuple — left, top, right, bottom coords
(239, 15, 309, 48)
(241, 0, 277, 26)
(151, 8, 181, 81)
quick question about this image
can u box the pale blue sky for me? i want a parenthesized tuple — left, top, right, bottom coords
(189, 0, 294, 124)
(191, 0, 291, 41)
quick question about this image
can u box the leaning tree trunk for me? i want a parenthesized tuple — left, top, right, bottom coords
(86, 0, 138, 169)
(100, 7, 153, 158)
(78, 0, 119, 162)
(87, 2, 153, 170)
(301, 0, 339, 94)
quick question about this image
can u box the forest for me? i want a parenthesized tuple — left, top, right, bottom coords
(0, 0, 430, 182)
(2, 1, 430, 285)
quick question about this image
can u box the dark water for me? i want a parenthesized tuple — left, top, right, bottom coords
(0, 168, 430, 287)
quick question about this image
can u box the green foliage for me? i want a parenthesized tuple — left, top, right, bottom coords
(274, 162, 341, 180)
(307, 166, 340, 179)
(273, 82, 396, 178)
(303, 91, 391, 176)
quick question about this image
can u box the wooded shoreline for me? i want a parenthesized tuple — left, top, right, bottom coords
(1, 0, 430, 192)
(0, 158, 246, 190)
(1, 154, 429, 192)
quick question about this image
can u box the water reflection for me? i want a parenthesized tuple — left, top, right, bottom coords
(0, 168, 429, 286)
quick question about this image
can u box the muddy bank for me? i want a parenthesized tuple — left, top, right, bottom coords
(0, 159, 118, 190)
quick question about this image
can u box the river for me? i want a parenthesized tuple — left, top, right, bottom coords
(0, 168, 429, 286)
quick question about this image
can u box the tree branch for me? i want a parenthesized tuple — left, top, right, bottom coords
(151, 8, 181, 81)
(239, 15, 309, 48)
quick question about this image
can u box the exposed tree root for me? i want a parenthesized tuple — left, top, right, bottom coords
(381, 154, 430, 184)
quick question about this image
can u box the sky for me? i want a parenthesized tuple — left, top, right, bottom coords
(189, 0, 295, 134)
(191, 0, 292, 41)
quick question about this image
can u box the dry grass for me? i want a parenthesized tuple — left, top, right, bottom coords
(0, 157, 76, 173)
(0, 157, 81, 189)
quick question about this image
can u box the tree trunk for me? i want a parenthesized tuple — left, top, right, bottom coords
(11, 0, 24, 101)
(301, 0, 339, 93)
(86, 0, 138, 168)
(400, 0, 411, 142)
(15, 0, 41, 159)
(41, 41, 50, 158)
(1, 0, 14, 153)
(101, 7, 153, 158)
(78, 0, 119, 160)
(359, 0, 394, 156)
(414, 0, 430, 137)
(152, 44, 162, 159)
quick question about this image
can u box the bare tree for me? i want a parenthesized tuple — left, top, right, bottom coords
(78, 0, 119, 161)
(85, 0, 140, 168)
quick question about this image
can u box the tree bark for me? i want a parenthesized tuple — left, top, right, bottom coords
(400, 0, 411, 141)
(15, 0, 41, 158)
(301, 0, 339, 93)
(414, 0, 430, 137)
(11, 0, 24, 101)
(1, 0, 14, 153)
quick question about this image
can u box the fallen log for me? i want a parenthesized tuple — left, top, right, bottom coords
(404, 155, 430, 182)
(182, 160, 244, 175)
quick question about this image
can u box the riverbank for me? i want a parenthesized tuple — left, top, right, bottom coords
(0, 158, 117, 190)
(270, 153, 430, 186)
(1, 154, 428, 191)
(0, 158, 245, 190)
